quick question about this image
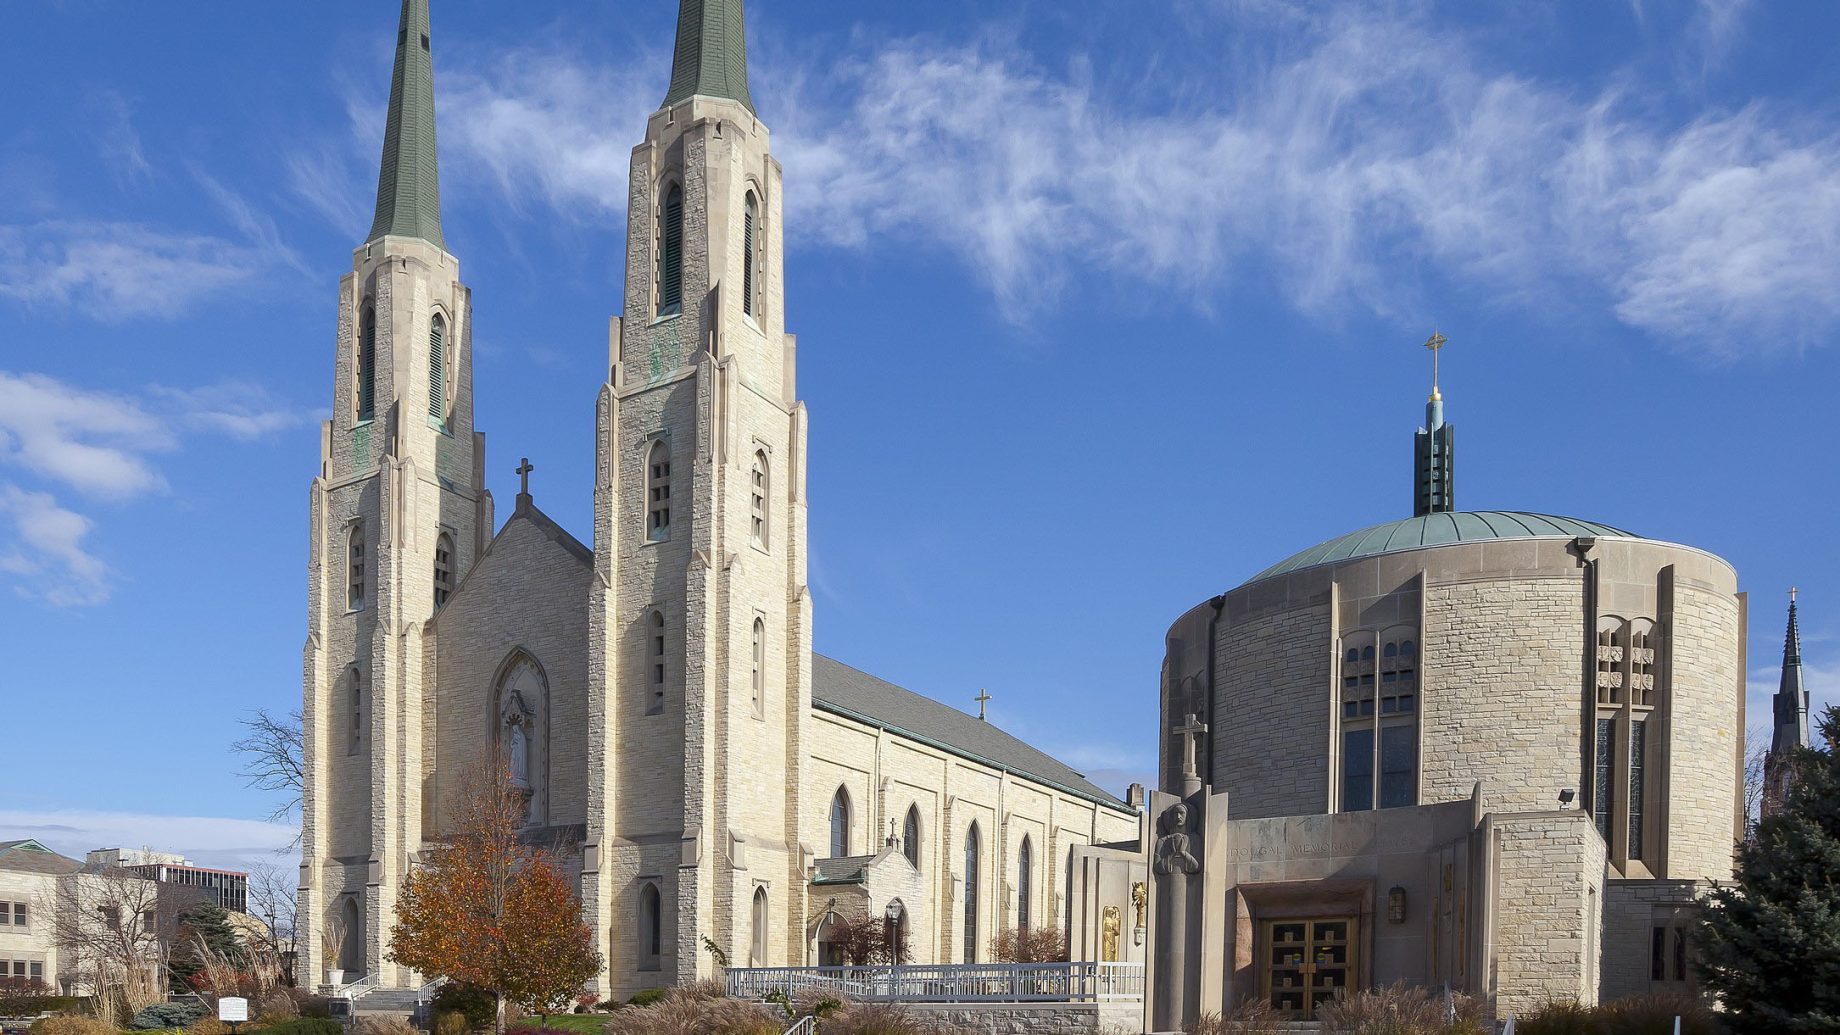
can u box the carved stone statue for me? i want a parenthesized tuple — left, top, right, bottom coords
(1102, 905, 1122, 962)
(502, 689, 532, 790)
(1154, 802, 1200, 875)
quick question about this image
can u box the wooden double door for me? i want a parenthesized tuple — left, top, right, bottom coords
(1261, 917, 1357, 1019)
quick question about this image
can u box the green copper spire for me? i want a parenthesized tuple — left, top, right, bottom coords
(368, 0, 445, 250)
(662, 0, 757, 114)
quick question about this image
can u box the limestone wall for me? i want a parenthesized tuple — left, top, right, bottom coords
(907, 1002, 1144, 1034)
(1488, 811, 1604, 1018)
(1599, 878, 1704, 1002)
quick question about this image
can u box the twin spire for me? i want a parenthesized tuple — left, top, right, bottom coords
(366, 0, 756, 251)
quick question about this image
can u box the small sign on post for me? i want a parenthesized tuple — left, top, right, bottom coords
(219, 997, 248, 1035)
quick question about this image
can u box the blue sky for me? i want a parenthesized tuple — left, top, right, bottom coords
(1, 0, 1836, 872)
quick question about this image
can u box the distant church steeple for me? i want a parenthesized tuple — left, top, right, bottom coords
(1413, 332, 1455, 516)
(1763, 590, 1811, 818)
(369, 0, 445, 249)
(663, 0, 756, 114)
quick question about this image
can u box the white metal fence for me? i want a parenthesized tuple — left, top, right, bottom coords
(727, 961, 1144, 1004)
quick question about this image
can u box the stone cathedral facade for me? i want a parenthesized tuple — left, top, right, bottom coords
(296, 0, 1139, 999)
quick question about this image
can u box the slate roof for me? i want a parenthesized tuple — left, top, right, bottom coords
(811, 655, 1130, 813)
(663, 0, 756, 113)
(810, 855, 872, 885)
(1247, 511, 1640, 586)
(0, 839, 82, 876)
(369, 0, 445, 249)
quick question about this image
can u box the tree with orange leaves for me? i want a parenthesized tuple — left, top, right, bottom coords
(387, 764, 601, 1033)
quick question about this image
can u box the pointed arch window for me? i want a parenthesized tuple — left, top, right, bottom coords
(829, 788, 851, 859)
(750, 450, 769, 549)
(750, 617, 766, 718)
(347, 523, 366, 611)
(357, 308, 376, 422)
(646, 440, 672, 542)
(902, 806, 921, 870)
(1017, 835, 1033, 932)
(638, 882, 662, 968)
(428, 313, 447, 424)
(963, 822, 981, 963)
(742, 192, 759, 319)
(750, 886, 769, 967)
(648, 609, 667, 715)
(434, 532, 454, 609)
(658, 183, 684, 314)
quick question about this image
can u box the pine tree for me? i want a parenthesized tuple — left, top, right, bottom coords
(387, 764, 600, 1034)
(1697, 705, 1840, 1033)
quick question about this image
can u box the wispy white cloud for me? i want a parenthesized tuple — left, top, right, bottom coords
(0, 486, 110, 607)
(0, 808, 298, 875)
(0, 221, 271, 320)
(0, 371, 312, 605)
(86, 88, 153, 190)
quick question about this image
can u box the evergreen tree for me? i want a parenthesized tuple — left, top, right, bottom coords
(1697, 705, 1840, 1033)
(169, 902, 248, 991)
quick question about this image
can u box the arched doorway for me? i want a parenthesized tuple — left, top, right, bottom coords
(814, 911, 845, 967)
(338, 897, 363, 976)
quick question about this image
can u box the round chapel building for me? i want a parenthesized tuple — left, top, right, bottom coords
(1146, 379, 1745, 1025)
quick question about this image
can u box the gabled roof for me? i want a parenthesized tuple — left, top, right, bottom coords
(811, 656, 1130, 813)
(0, 839, 82, 875)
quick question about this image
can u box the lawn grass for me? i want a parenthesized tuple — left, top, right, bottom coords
(517, 1014, 604, 1034)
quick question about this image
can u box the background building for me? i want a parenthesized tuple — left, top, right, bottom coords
(0, 840, 74, 990)
(88, 851, 250, 915)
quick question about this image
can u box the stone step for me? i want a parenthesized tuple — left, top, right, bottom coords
(354, 988, 424, 1014)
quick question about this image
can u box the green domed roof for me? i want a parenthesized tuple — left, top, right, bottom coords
(1246, 511, 1639, 585)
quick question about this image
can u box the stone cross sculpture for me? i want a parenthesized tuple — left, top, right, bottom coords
(1151, 712, 1211, 1032)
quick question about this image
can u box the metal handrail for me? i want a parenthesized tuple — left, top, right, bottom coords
(335, 973, 379, 1002)
(416, 976, 449, 1005)
(782, 1019, 816, 1035)
(728, 961, 1145, 1004)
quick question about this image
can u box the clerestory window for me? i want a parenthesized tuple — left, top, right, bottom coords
(1339, 628, 1418, 811)
(829, 788, 851, 859)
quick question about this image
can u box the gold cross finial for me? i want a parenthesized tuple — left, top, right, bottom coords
(974, 688, 992, 721)
(1791, 586, 1798, 604)
(1424, 330, 1448, 401)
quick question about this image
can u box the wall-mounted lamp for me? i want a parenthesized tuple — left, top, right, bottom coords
(1387, 886, 1408, 924)
(1558, 788, 1577, 809)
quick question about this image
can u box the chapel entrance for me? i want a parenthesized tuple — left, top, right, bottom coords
(1261, 917, 1356, 1020)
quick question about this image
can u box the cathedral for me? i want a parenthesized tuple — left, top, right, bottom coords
(296, 0, 1139, 999)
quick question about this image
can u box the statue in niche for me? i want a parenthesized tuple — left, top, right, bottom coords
(1102, 906, 1122, 962)
(502, 688, 532, 790)
(1153, 802, 1200, 876)
(1132, 881, 1148, 928)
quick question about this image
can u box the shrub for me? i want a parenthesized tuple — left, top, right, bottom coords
(1516, 999, 1595, 1035)
(294, 995, 333, 1020)
(433, 983, 502, 1031)
(129, 1001, 209, 1031)
(259, 1018, 342, 1035)
(187, 1017, 230, 1035)
(989, 926, 1069, 964)
(625, 989, 667, 1008)
(255, 989, 300, 1023)
(433, 1009, 472, 1035)
(820, 1002, 975, 1034)
(1596, 994, 1722, 1035)
(1188, 998, 1288, 1034)
(28, 1018, 116, 1035)
(601, 993, 780, 1035)
(1317, 983, 1487, 1035)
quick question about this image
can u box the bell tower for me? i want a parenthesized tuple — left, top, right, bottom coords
(299, 0, 490, 991)
(580, 0, 814, 993)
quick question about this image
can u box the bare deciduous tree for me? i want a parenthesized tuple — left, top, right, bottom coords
(231, 708, 305, 826)
(1744, 723, 1770, 839)
(246, 862, 299, 985)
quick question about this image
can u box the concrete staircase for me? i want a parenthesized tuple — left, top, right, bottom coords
(353, 987, 424, 1017)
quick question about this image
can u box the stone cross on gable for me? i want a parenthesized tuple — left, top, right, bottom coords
(1174, 712, 1209, 782)
(517, 457, 534, 497)
(975, 688, 992, 722)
